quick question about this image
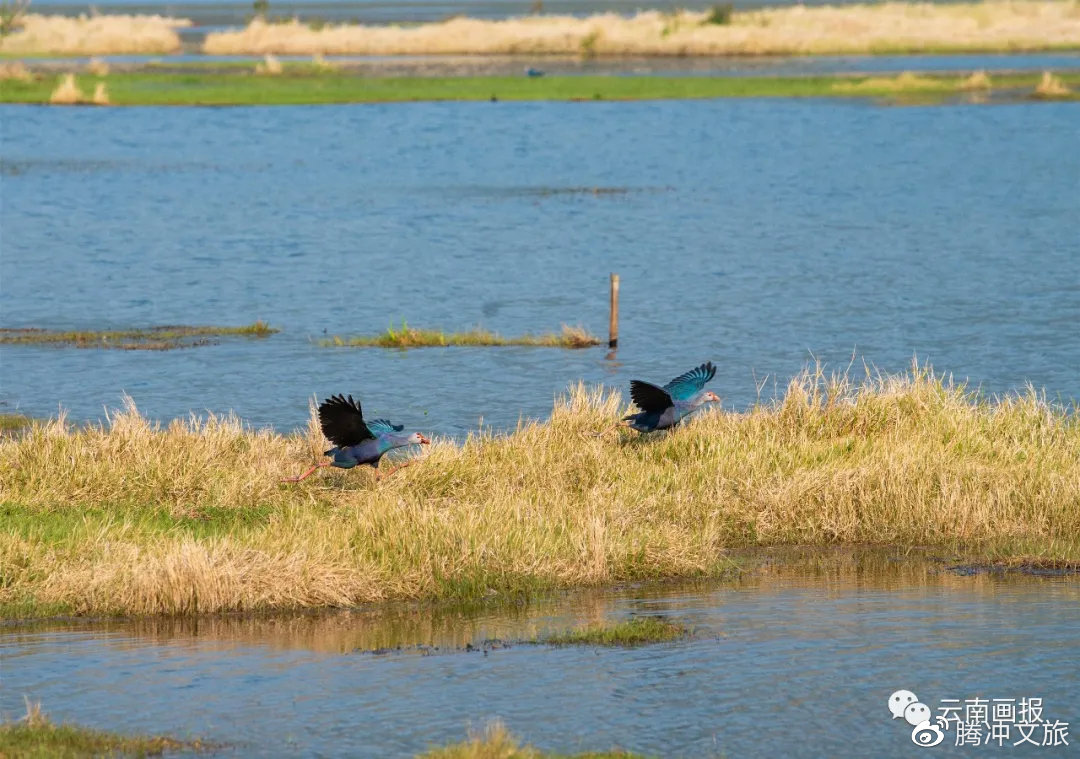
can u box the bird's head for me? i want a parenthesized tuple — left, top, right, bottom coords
(409, 432, 431, 446)
(702, 391, 721, 404)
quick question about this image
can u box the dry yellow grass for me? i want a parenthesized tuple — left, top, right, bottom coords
(47, 72, 82, 103)
(0, 13, 190, 56)
(960, 70, 993, 89)
(419, 721, 645, 758)
(255, 52, 283, 75)
(203, 2, 1080, 57)
(1034, 69, 1073, 95)
(86, 56, 109, 77)
(0, 60, 32, 81)
(1, 365, 1077, 617)
(91, 81, 109, 105)
(831, 70, 944, 93)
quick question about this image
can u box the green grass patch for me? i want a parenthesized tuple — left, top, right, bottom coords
(321, 322, 600, 349)
(0, 322, 278, 350)
(537, 617, 689, 647)
(418, 722, 649, 759)
(0, 703, 206, 758)
(4, 70, 1078, 106)
(0, 413, 33, 431)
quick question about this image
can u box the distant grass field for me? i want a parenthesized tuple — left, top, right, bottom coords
(2, 70, 1077, 105)
(2, 365, 1077, 618)
(0, 322, 277, 350)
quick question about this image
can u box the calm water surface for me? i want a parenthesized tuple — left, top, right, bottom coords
(2, 563, 1078, 757)
(2, 99, 1079, 435)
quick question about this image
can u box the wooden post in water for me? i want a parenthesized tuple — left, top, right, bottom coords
(608, 273, 619, 349)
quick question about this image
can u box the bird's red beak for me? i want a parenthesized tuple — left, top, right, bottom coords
(419, 434, 431, 445)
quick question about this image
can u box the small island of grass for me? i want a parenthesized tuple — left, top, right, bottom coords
(419, 722, 648, 759)
(321, 323, 601, 349)
(0, 700, 206, 758)
(537, 617, 690, 647)
(0, 322, 278, 350)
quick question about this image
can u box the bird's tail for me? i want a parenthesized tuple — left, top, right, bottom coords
(323, 447, 338, 457)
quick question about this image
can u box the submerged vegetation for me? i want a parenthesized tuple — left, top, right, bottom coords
(4, 69, 1077, 106)
(0, 322, 278, 350)
(538, 617, 689, 647)
(0, 700, 203, 758)
(1, 365, 1078, 618)
(321, 323, 601, 349)
(203, 1, 1080, 57)
(418, 722, 647, 759)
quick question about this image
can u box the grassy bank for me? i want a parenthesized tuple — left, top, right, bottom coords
(419, 722, 646, 759)
(2, 69, 1078, 105)
(202, 2, 1080, 57)
(0, 701, 202, 758)
(0, 322, 277, 350)
(321, 323, 600, 349)
(1, 365, 1077, 618)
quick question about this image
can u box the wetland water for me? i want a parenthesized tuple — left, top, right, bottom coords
(2, 561, 1078, 757)
(2, 99, 1079, 435)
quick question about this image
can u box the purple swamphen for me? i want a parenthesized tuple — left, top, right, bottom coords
(621, 361, 720, 433)
(282, 394, 430, 483)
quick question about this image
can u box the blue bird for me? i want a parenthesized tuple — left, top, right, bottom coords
(282, 394, 429, 483)
(525, 67, 545, 77)
(621, 362, 720, 433)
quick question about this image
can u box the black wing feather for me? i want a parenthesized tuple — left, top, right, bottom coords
(318, 393, 374, 447)
(629, 380, 674, 413)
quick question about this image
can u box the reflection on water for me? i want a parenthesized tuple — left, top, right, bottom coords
(2, 553, 1078, 757)
(2, 99, 1078, 436)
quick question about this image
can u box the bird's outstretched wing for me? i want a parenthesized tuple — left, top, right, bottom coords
(663, 362, 716, 401)
(319, 394, 374, 447)
(366, 419, 405, 436)
(630, 380, 674, 413)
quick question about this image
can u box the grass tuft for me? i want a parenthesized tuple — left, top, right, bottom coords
(255, 52, 283, 75)
(419, 721, 648, 759)
(1, 364, 1077, 617)
(0, 321, 278, 350)
(321, 322, 601, 349)
(538, 617, 689, 647)
(0, 700, 205, 758)
(47, 72, 82, 103)
(0, 413, 33, 432)
(1033, 70, 1072, 97)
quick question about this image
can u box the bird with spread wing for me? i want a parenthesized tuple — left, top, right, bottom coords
(282, 394, 430, 483)
(618, 361, 720, 433)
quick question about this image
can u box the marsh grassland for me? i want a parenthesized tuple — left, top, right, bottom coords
(0, 322, 277, 350)
(2, 365, 1077, 619)
(200, 2, 1080, 57)
(2, 69, 1078, 105)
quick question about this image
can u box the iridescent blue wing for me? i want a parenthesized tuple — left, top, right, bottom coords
(662, 362, 716, 402)
(366, 419, 405, 436)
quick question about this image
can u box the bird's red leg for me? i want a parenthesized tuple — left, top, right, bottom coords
(281, 461, 330, 483)
(376, 460, 414, 480)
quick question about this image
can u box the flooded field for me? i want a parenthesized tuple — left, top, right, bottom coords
(2, 555, 1078, 757)
(2, 97, 1078, 436)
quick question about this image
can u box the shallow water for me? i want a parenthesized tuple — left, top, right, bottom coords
(3, 99, 1078, 435)
(2, 558, 1078, 757)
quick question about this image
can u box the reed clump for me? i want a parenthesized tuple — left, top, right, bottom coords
(1, 365, 1077, 617)
(47, 72, 82, 103)
(255, 52, 283, 75)
(86, 56, 109, 76)
(322, 323, 601, 349)
(203, 2, 1080, 57)
(960, 70, 993, 89)
(0, 13, 190, 55)
(1033, 70, 1072, 97)
(831, 70, 946, 93)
